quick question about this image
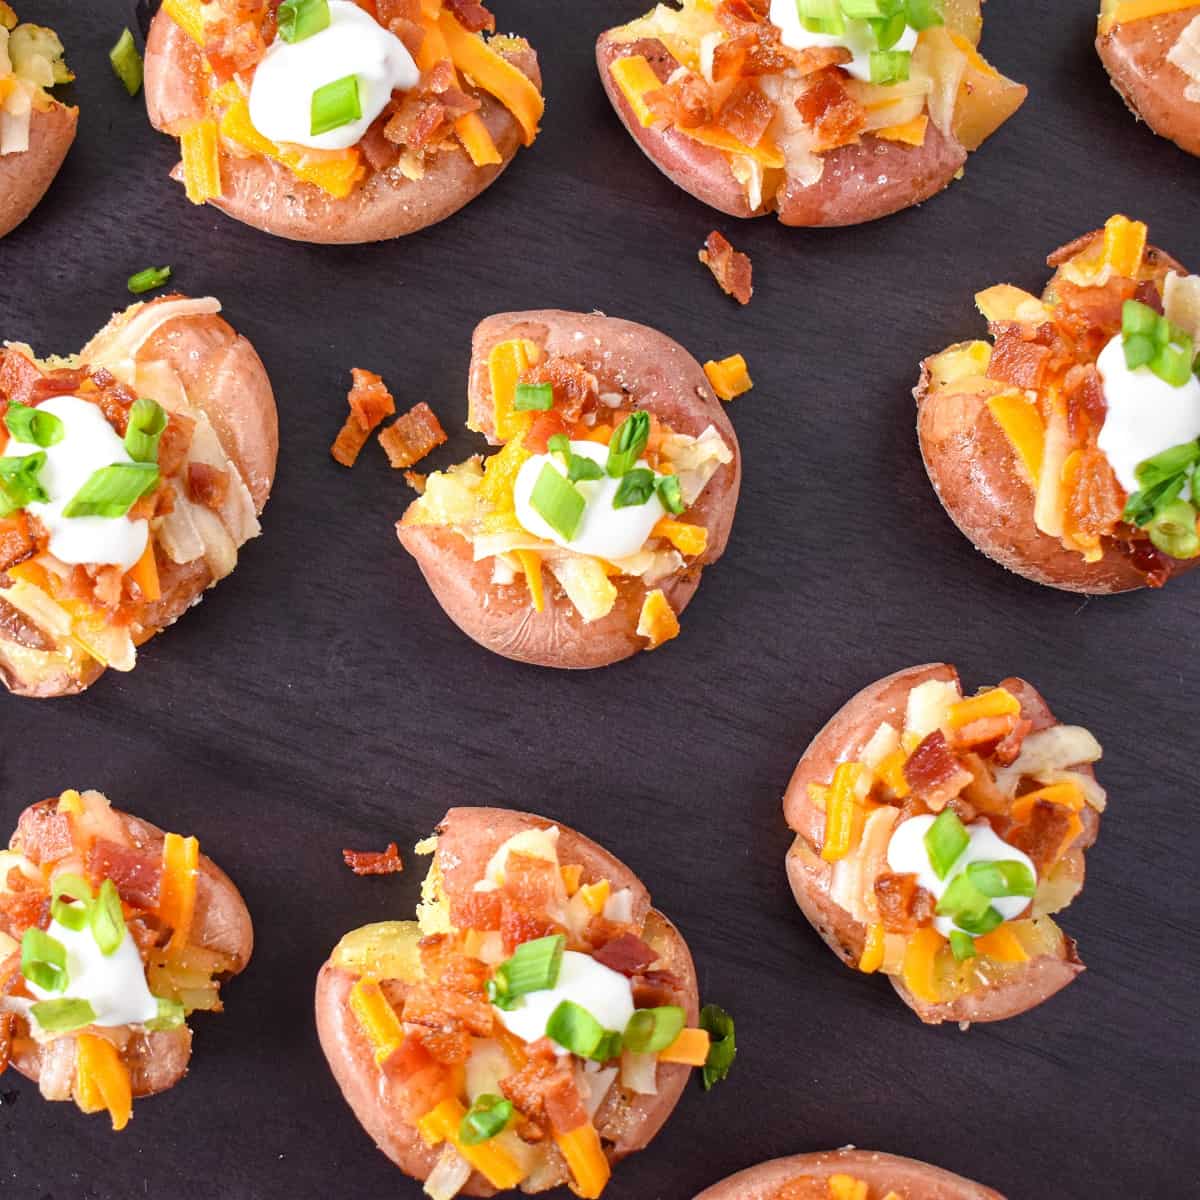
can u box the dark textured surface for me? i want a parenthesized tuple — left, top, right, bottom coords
(2, 2, 1197, 1197)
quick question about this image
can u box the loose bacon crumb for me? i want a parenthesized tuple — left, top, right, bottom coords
(186, 462, 230, 511)
(0, 348, 43, 406)
(378, 402, 447, 469)
(403, 470, 426, 494)
(445, 0, 495, 34)
(903, 731, 973, 812)
(342, 843, 404, 876)
(699, 231, 753, 306)
(592, 933, 658, 977)
(332, 368, 398, 467)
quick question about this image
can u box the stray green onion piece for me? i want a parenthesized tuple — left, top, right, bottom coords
(31, 997, 97, 1033)
(21, 927, 68, 993)
(147, 996, 186, 1031)
(50, 874, 94, 932)
(965, 859, 1036, 899)
(923, 809, 969, 880)
(612, 468, 657, 510)
(0, 451, 49, 517)
(5, 402, 64, 448)
(127, 265, 172, 295)
(949, 930, 977, 962)
(698, 1003, 735, 1090)
(109, 27, 143, 96)
(459, 1094, 514, 1145)
(870, 48, 910, 85)
(513, 382, 553, 412)
(622, 1005, 686, 1054)
(487, 934, 566, 1011)
(62, 463, 160, 519)
(311, 73, 362, 137)
(656, 474, 684, 515)
(606, 412, 651, 478)
(279, 0, 331, 43)
(529, 463, 585, 542)
(546, 1000, 619, 1061)
(1147, 499, 1200, 560)
(90, 878, 127, 957)
(124, 398, 169, 464)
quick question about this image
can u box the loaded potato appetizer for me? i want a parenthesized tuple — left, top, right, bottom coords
(0, 4, 76, 238)
(397, 311, 741, 668)
(0, 295, 277, 696)
(784, 664, 1105, 1025)
(597, 0, 1025, 226)
(917, 215, 1200, 592)
(0, 789, 252, 1127)
(144, 0, 543, 243)
(1097, 0, 1200, 157)
(694, 1149, 1004, 1199)
(317, 807, 731, 1197)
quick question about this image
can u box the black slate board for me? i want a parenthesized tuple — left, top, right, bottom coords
(2, 2, 1198, 1196)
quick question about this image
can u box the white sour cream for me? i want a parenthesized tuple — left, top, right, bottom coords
(5, 395, 148, 570)
(769, 0, 917, 82)
(27, 917, 158, 1030)
(513, 441, 666, 560)
(886, 814, 1036, 938)
(493, 950, 635, 1053)
(248, 0, 419, 151)
(1096, 335, 1200, 493)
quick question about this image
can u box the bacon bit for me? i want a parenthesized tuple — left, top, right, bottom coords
(903, 731, 973, 811)
(31, 368, 87, 404)
(500, 906, 562, 955)
(402, 981, 494, 1037)
(156, 413, 195, 478)
(204, 17, 266, 83)
(377, 0, 425, 52)
(501, 1048, 589, 1135)
(126, 914, 167, 956)
(632, 968, 683, 1008)
(0, 1011, 15, 1074)
(341, 843, 404, 876)
(524, 410, 568, 455)
(403, 470, 426, 494)
(584, 914, 633, 952)
(378, 402, 447, 469)
(874, 872, 936, 933)
(592, 933, 658, 977)
(385, 93, 449, 150)
(521, 356, 600, 427)
(1124, 538, 1172, 588)
(445, 0, 495, 33)
(332, 369, 399, 467)
(952, 714, 1017, 751)
(502, 852, 560, 911)
(450, 889, 503, 933)
(90, 565, 125, 612)
(958, 752, 1010, 816)
(791, 44, 854, 76)
(186, 462, 230, 511)
(418, 935, 490, 994)
(1054, 277, 1137, 346)
(716, 79, 774, 147)
(1064, 446, 1126, 542)
(14, 804, 73, 865)
(1133, 279, 1164, 313)
(0, 348, 43, 406)
(992, 718, 1033, 767)
(0, 513, 34, 574)
(699, 230, 753, 306)
(360, 116, 402, 171)
(648, 73, 714, 129)
(795, 67, 866, 151)
(1063, 364, 1107, 441)
(86, 838, 160, 910)
(715, 0, 770, 32)
(411, 1028, 473, 1064)
(1008, 801, 1075, 873)
(0, 871, 49, 941)
(986, 325, 1053, 390)
(331, 417, 373, 468)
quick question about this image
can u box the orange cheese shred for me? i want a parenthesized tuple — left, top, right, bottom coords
(75, 1034, 133, 1131)
(159, 832, 200, 956)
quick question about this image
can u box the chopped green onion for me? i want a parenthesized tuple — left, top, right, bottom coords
(612, 468, 657, 509)
(311, 73, 362, 136)
(529, 463, 585, 541)
(698, 1003, 735, 1090)
(459, 1094, 513, 1145)
(278, 0, 330, 43)
(923, 809, 968, 879)
(147, 996, 186, 1031)
(606, 412, 650, 478)
(5, 403, 64, 448)
(547, 434, 570, 457)
(0, 451, 49, 516)
(1123, 474, 1185, 528)
(842, 0, 895, 17)
(546, 999, 617, 1060)
(949, 930, 977, 962)
(1122, 299, 1160, 338)
(904, 0, 943, 30)
(514, 382, 553, 412)
(623, 1006, 686, 1054)
(1147, 499, 1200, 560)
(124, 398, 168, 463)
(31, 997, 96, 1033)
(1135, 440, 1200, 488)
(90, 879, 127, 956)
(798, 0, 846, 34)
(1122, 331, 1156, 370)
(109, 28, 143, 96)
(1151, 338, 1194, 388)
(488, 934, 566, 1010)
(870, 49, 910, 84)
(569, 454, 603, 483)
(955, 905, 1005, 936)
(50, 874, 93, 932)
(936, 874, 1004, 935)
(965, 859, 1036, 899)
(870, 11, 908, 50)
(127, 266, 171, 295)
(656, 474, 684, 515)
(21, 928, 68, 992)
(62, 463, 159, 519)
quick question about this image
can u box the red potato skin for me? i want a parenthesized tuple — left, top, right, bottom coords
(916, 233, 1197, 594)
(596, 33, 968, 227)
(0, 296, 278, 698)
(398, 310, 741, 669)
(315, 807, 699, 1194)
(692, 1148, 1005, 1200)
(783, 664, 1097, 1025)
(1097, 7, 1200, 158)
(0, 100, 78, 238)
(143, 11, 541, 244)
(7, 798, 253, 1097)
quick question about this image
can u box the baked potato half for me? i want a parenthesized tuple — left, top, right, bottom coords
(784, 663, 1105, 1025)
(0, 789, 252, 1126)
(316, 806, 716, 1197)
(398, 310, 741, 668)
(0, 295, 277, 697)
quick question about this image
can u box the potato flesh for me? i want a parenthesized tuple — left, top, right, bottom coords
(330, 920, 424, 983)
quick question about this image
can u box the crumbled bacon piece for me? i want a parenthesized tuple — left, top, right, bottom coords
(520, 356, 600, 427)
(502, 851, 561, 911)
(716, 80, 774, 147)
(952, 715, 1017, 752)
(157, 413, 195, 478)
(403, 470, 426, 494)
(378, 403, 448, 469)
(584, 914, 633, 951)
(1064, 446, 1126, 543)
(342, 843, 404, 876)
(992, 718, 1033, 767)
(385, 94, 449, 150)
(186, 462, 230, 511)
(632, 969, 683, 1008)
(795, 68, 865, 150)
(902, 731, 973, 811)
(0, 513, 34, 574)
(1008, 802, 1075, 873)
(0, 348, 42, 405)
(874, 872, 936, 933)
(0, 870, 49, 940)
(332, 369, 400, 467)
(500, 906, 562, 955)
(445, 0, 495, 33)
(592, 933, 658, 977)
(14, 804, 73, 865)
(958, 752, 1010, 816)
(501, 1046, 590, 1135)
(986, 325, 1053, 390)
(86, 839, 160, 910)
(90, 565, 125, 612)
(1063, 364, 1107, 440)
(204, 17, 267, 82)
(0, 1011, 15, 1074)
(360, 117, 402, 171)
(712, 27, 792, 79)
(699, 230, 753, 306)
(377, 0, 422, 21)
(31, 368, 87, 403)
(418, 935, 490, 994)
(450, 889, 503, 932)
(715, 0, 769, 32)
(402, 981, 494, 1037)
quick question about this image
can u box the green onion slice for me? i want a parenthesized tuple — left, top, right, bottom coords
(949, 930, 977, 962)
(546, 999, 619, 1060)
(109, 27, 143, 96)
(656, 474, 684, 515)
(1151, 339, 1194, 388)
(904, 0, 944, 30)
(147, 996, 186, 1031)
(798, 0, 846, 35)
(1135, 441, 1200, 489)
(62, 463, 159, 519)
(936, 875, 1004, 935)
(699, 1003, 736, 1090)
(21, 927, 68, 993)
(0, 451, 49, 516)
(514, 382, 553, 412)
(870, 48, 910, 84)
(547, 434, 570, 458)
(311, 73, 362, 136)
(127, 266, 171, 295)
(1123, 474, 1186, 528)
(870, 12, 908, 50)
(50, 874, 94, 932)
(842, 0, 892, 18)
(965, 859, 1036, 899)
(5, 403, 64, 448)
(31, 997, 96, 1033)
(459, 1094, 514, 1145)
(124, 398, 168, 464)
(1148, 499, 1200, 560)
(547, 434, 604, 481)
(1123, 331, 1156, 370)
(278, 0, 331, 43)
(529, 463, 585, 541)
(623, 1005, 686, 1054)
(488, 934, 566, 1010)
(1122, 299, 1160, 338)
(923, 809, 968, 879)
(90, 878, 127, 956)
(606, 412, 651, 478)
(612, 468, 657, 510)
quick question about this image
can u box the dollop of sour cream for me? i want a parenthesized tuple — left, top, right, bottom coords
(26, 917, 158, 1031)
(248, 0, 419, 152)
(6, 395, 148, 570)
(768, 0, 918, 82)
(513, 441, 666, 560)
(1096, 335, 1200, 493)
(886, 814, 1036, 938)
(492, 950, 635, 1053)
